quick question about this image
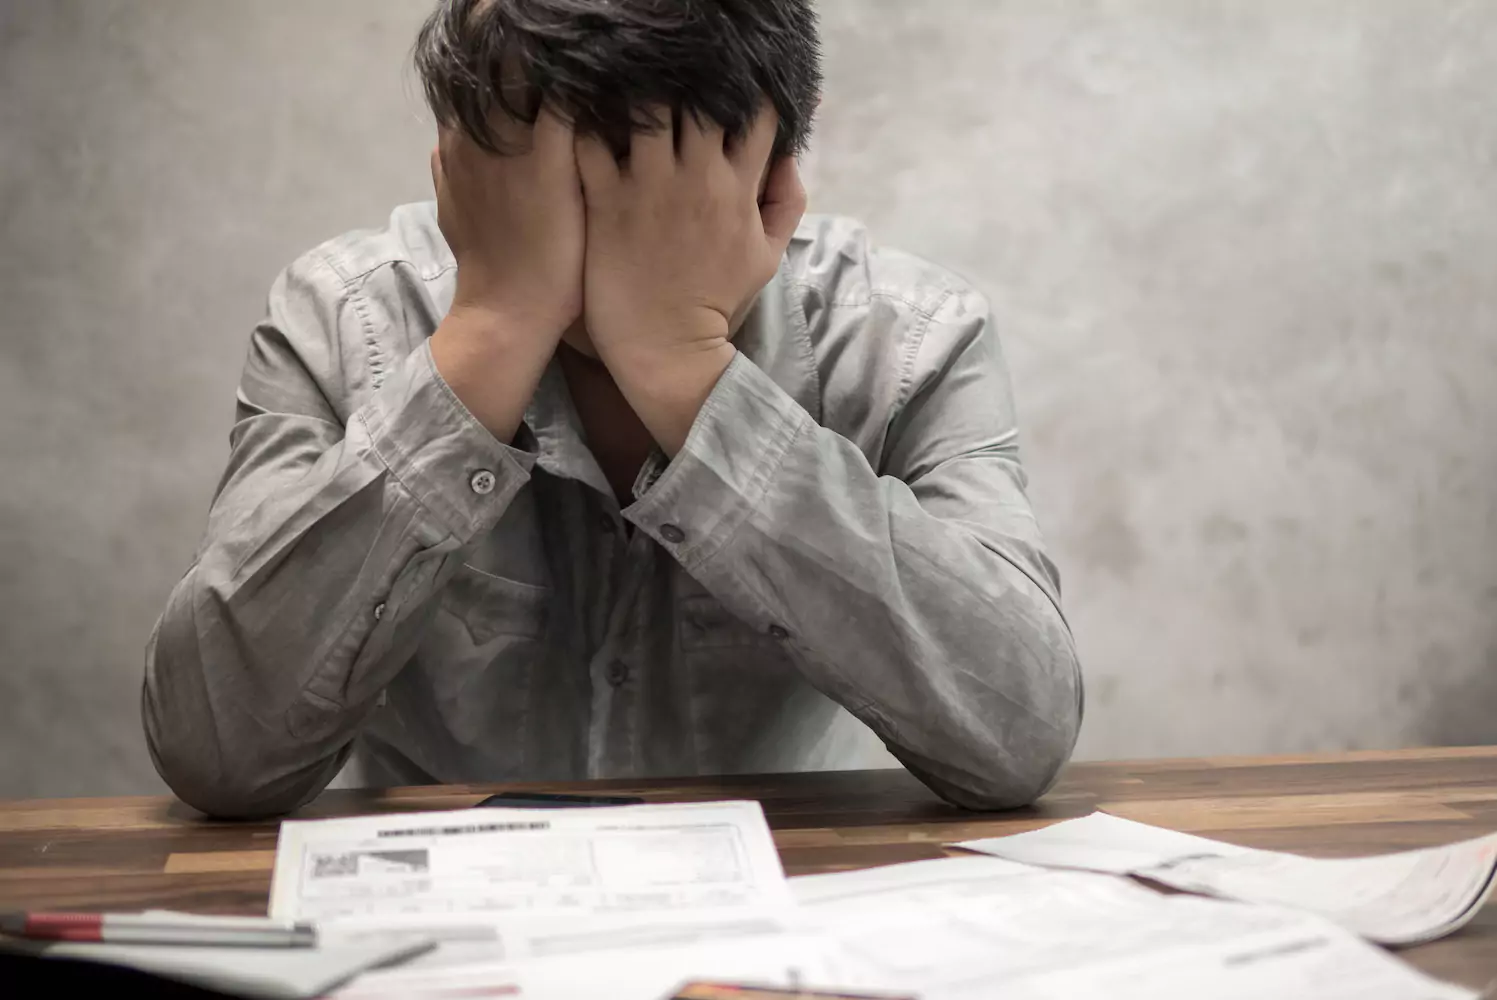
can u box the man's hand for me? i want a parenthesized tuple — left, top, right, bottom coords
(434, 107, 585, 334)
(429, 108, 585, 441)
(576, 104, 808, 455)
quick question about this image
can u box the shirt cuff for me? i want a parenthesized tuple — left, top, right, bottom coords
(359, 339, 536, 542)
(624, 351, 810, 569)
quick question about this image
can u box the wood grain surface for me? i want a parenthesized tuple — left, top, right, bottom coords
(1, 748, 1494, 990)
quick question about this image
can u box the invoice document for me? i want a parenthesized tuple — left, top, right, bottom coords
(956, 812, 1497, 945)
(269, 800, 795, 963)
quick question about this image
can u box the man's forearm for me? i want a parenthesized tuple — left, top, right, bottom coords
(145, 341, 537, 818)
(669, 425, 1081, 809)
(623, 354, 1082, 810)
(144, 427, 457, 818)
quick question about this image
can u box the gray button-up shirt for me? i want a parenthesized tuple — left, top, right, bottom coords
(142, 204, 1082, 818)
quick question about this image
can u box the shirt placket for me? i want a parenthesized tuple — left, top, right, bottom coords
(585, 503, 654, 778)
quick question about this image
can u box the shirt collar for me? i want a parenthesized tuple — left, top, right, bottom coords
(520, 359, 612, 496)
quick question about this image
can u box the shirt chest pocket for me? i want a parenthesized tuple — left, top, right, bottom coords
(440, 564, 551, 645)
(416, 564, 552, 749)
(678, 595, 785, 651)
(678, 595, 805, 769)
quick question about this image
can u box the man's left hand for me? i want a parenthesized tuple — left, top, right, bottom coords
(576, 104, 807, 455)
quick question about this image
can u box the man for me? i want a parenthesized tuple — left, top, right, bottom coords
(143, 0, 1082, 819)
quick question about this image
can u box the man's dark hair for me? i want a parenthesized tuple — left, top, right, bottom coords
(414, 0, 821, 159)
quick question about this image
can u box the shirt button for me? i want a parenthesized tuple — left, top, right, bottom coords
(659, 524, 686, 544)
(607, 660, 630, 687)
(373, 603, 387, 621)
(768, 624, 790, 641)
(470, 470, 497, 495)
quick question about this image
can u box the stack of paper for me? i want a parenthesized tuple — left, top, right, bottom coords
(267, 802, 1486, 1000)
(955, 812, 1497, 945)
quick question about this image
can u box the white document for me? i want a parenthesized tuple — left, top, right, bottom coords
(270, 800, 795, 965)
(790, 854, 1474, 1000)
(956, 812, 1497, 945)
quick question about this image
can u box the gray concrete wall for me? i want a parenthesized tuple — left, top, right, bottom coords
(2, 1, 1494, 799)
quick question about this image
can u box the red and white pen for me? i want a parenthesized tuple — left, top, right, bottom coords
(0, 911, 317, 947)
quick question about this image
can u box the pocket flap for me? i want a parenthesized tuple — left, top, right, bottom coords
(441, 565, 551, 644)
(679, 594, 776, 651)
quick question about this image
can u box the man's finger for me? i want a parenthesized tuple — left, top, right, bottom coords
(678, 110, 726, 170)
(760, 155, 807, 250)
(531, 103, 575, 164)
(483, 105, 532, 153)
(575, 131, 621, 198)
(731, 102, 779, 185)
(629, 104, 676, 180)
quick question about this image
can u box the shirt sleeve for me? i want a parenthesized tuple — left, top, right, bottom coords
(624, 286, 1083, 810)
(143, 249, 533, 818)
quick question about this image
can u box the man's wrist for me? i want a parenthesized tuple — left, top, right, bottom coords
(603, 340, 738, 457)
(429, 305, 562, 443)
(445, 297, 570, 346)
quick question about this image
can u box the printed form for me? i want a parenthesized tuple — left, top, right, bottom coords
(269, 800, 797, 964)
(956, 812, 1497, 945)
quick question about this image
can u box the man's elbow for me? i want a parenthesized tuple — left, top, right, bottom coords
(979, 640, 1084, 809)
(150, 741, 325, 820)
(142, 684, 324, 820)
(143, 601, 335, 819)
(903, 640, 1084, 812)
(931, 726, 1078, 813)
(970, 710, 1079, 810)
(144, 716, 252, 820)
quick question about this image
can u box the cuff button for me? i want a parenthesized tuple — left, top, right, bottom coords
(470, 469, 497, 495)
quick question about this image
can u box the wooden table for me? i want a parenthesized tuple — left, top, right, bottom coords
(2, 747, 1495, 990)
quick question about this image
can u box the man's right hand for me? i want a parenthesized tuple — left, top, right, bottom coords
(429, 107, 584, 443)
